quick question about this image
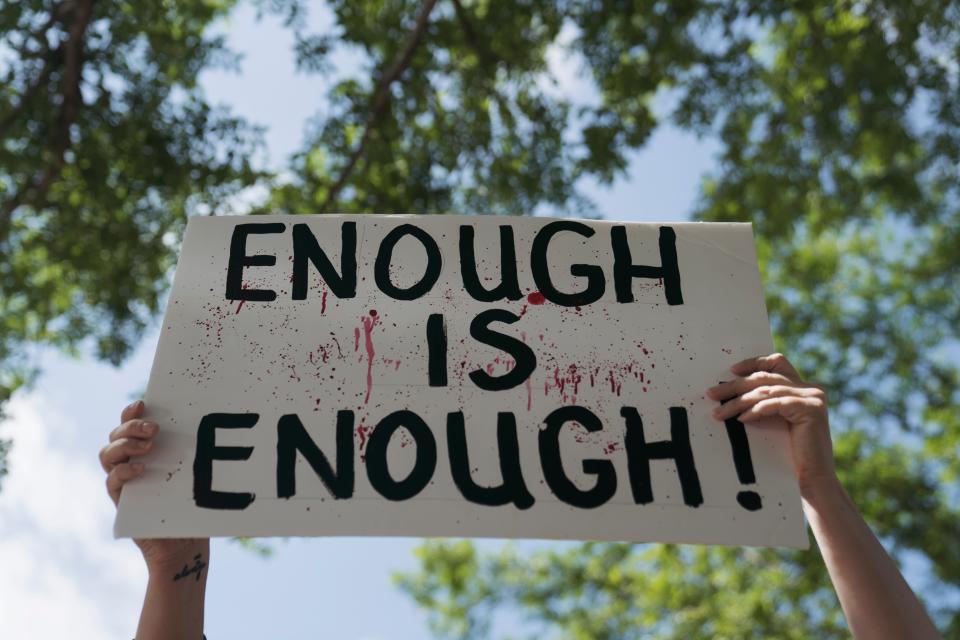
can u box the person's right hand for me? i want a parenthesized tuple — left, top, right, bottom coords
(100, 400, 209, 573)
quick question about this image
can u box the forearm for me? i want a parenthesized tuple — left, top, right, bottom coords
(803, 479, 941, 640)
(135, 545, 209, 640)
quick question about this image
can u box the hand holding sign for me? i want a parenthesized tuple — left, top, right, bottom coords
(708, 353, 835, 497)
(101, 400, 209, 573)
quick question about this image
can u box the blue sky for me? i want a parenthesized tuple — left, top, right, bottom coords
(0, 4, 718, 638)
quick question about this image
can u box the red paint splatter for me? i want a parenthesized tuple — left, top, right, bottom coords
(527, 291, 546, 305)
(356, 424, 372, 451)
(553, 367, 565, 397)
(521, 331, 531, 411)
(567, 364, 582, 402)
(321, 289, 328, 315)
(354, 327, 360, 351)
(362, 312, 380, 404)
(607, 369, 622, 396)
(541, 363, 586, 404)
(235, 282, 250, 314)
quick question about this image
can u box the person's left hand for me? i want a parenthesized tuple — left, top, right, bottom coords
(706, 353, 836, 498)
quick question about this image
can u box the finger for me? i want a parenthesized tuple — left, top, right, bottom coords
(729, 353, 801, 383)
(99, 437, 153, 472)
(109, 419, 158, 443)
(706, 372, 795, 401)
(712, 384, 819, 421)
(737, 395, 821, 423)
(120, 399, 145, 424)
(106, 462, 145, 505)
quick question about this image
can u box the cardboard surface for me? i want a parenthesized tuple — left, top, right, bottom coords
(115, 215, 807, 548)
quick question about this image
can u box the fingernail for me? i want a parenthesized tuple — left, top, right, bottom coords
(132, 462, 145, 472)
(140, 421, 157, 435)
(137, 439, 152, 450)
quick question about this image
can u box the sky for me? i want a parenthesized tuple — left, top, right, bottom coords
(0, 4, 718, 638)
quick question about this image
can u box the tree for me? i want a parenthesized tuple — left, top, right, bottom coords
(381, 0, 960, 637)
(0, 0, 261, 482)
(1, 0, 957, 635)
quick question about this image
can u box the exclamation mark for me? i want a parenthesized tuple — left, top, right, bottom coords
(720, 396, 762, 511)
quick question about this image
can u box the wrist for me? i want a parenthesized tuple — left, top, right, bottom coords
(799, 473, 844, 510)
(142, 539, 210, 576)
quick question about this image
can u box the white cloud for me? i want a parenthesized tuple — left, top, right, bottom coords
(0, 396, 146, 638)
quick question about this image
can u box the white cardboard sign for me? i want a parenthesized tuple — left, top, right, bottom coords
(115, 214, 807, 548)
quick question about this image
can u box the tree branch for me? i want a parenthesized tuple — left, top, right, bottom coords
(0, 0, 94, 243)
(318, 0, 439, 213)
(451, 0, 495, 66)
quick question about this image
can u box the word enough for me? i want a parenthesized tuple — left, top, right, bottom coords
(225, 220, 685, 307)
(193, 406, 705, 512)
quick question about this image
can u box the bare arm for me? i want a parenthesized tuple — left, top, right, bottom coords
(803, 478, 940, 639)
(708, 353, 941, 640)
(134, 541, 209, 640)
(101, 400, 209, 640)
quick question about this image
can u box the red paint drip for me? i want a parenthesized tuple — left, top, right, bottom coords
(356, 424, 371, 450)
(527, 291, 546, 305)
(354, 327, 360, 351)
(321, 289, 328, 315)
(362, 312, 380, 404)
(568, 364, 581, 402)
(521, 331, 531, 411)
(607, 369, 623, 396)
(235, 282, 250, 314)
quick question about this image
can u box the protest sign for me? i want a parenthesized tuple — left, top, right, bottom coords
(115, 215, 807, 548)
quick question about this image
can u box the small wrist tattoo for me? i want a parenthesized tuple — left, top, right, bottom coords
(173, 553, 208, 583)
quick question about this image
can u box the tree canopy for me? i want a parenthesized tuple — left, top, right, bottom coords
(2, 0, 958, 636)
